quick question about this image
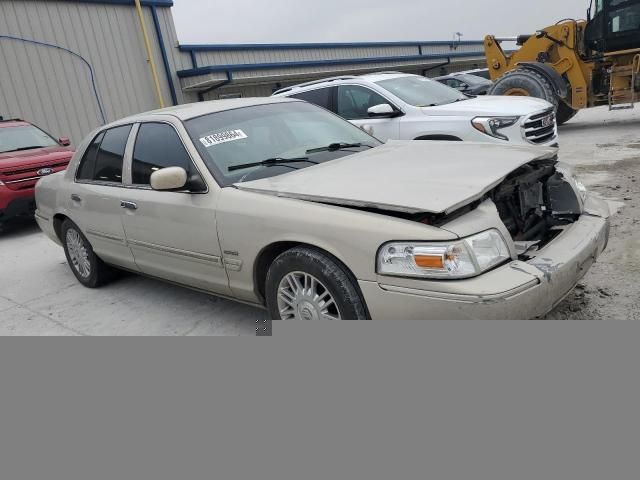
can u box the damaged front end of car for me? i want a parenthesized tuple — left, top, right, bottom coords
(490, 159, 590, 259)
(404, 155, 605, 263)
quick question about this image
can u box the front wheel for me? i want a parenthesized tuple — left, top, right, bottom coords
(61, 219, 116, 288)
(265, 247, 369, 320)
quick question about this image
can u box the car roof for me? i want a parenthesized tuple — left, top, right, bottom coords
(273, 72, 418, 95)
(106, 97, 300, 127)
(0, 119, 30, 129)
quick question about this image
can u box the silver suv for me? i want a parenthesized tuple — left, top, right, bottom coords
(273, 73, 559, 146)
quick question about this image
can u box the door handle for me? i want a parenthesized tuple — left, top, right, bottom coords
(71, 194, 82, 202)
(120, 201, 138, 210)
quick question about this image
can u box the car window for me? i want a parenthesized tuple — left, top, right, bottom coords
(76, 131, 105, 181)
(0, 124, 59, 154)
(456, 74, 489, 86)
(289, 87, 333, 109)
(93, 125, 131, 183)
(376, 75, 467, 107)
(337, 85, 392, 120)
(185, 101, 381, 186)
(76, 126, 131, 183)
(132, 123, 195, 186)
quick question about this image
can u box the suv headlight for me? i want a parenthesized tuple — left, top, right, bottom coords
(472, 116, 520, 141)
(377, 229, 511, 279)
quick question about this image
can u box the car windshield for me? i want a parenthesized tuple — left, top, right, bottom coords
(185, 101, 381, 185)
(376, 75, 468, 107)
(0, 124, 58, 154)
(455, 74, 491, 86)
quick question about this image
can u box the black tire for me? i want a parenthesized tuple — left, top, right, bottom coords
(489, 68, 559, 109)
(556, 101, 578, 125)
(61, 219, 116, 288)
(265, 246, 369, 320)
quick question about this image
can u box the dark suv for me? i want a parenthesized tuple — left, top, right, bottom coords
(434, 73, 493, 96)
(0, 118, 74, 230)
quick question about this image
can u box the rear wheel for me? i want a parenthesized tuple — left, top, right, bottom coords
(556, 101, 578, 125)
(489, 68, 559, 109)
(61, 219, 116, 288)
(265, 247, 369, 320)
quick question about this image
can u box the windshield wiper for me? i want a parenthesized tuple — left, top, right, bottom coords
(306, 142, 373, 154)
(5, 145, 46, 153)
(228, 157, 316, 172)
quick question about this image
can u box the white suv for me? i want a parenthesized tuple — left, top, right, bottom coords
(273, 73, 558, 147)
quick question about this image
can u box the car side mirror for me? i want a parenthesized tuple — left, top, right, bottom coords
(58, 137, 71, 147)
(150, 167, 188, 191)
(367, 103, 397, 118)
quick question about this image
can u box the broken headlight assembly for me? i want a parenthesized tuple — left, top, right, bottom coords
(471, 116, 520, 141)
(556, 165, 588, 206)
(571, 175, 588, 204)
(377, 229, 511, 279)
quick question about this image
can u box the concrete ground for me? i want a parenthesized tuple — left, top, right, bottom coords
(1, 105, 638, 334)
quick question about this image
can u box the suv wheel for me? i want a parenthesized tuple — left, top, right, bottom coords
(265, 247, 369, 320)
(61, 219, 115, 288)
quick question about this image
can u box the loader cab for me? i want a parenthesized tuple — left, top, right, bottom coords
(585, 0, 640, 53)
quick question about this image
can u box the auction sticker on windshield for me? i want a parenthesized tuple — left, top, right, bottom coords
(200, 130, 248, 148)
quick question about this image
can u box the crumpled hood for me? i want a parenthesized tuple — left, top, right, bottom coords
(235, 140, 558, 215)
(423, 95, 553, 117)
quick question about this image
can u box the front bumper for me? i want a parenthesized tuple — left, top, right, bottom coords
(360, 200, 610, 320)
(0, 185, 36, 223)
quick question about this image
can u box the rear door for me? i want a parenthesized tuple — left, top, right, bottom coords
(70, 124, 138, 271)
(119, 121, 231, 295)
(335, 85, 401, 142)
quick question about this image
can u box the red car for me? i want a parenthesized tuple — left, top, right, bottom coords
(0, 118, 74, 230)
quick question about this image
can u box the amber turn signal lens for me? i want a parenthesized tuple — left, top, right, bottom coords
(414, 255, 445, 269)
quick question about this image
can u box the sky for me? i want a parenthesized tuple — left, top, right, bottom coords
(172, 0, 591, 45)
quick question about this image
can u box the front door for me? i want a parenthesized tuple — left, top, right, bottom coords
(336, 85, 401, 142)
(119, 122, 231, 295)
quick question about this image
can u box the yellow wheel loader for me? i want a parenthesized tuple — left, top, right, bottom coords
(484, 0, 640, 124)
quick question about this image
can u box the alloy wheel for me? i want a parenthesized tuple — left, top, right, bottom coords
(66, 228, 91, 278)
(277, 271, 341, 320)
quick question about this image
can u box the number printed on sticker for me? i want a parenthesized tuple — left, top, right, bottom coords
(200, 129, 248, 147)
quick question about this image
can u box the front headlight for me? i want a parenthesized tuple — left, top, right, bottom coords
(472, 116, 520, 141)
(377, 229, 511, 279)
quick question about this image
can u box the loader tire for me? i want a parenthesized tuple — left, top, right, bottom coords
(489, 68, 559, 109)
(556, 101, 578, 125)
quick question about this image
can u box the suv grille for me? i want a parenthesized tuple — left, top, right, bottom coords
(0, 159, 70, 191)
(522, 108, 557, 144)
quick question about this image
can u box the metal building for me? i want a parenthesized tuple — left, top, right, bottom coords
(0, 0, 190, 144)
(0, 0, 488, 145)
(178, 41, 488, 101)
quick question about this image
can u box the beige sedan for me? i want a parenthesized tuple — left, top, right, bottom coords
(35, 98, 610, 320)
